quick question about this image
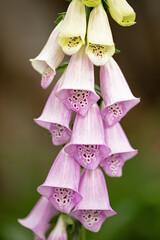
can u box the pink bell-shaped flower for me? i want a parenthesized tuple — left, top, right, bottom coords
(30, 21, 65, 89)
(34, 76, 72, 146)
(100, 57, 140, 126)
(47, 215, 67, 240)
(71, 168, 116, 232)
(18, 197, 57, 240)
(65, 104, 111, 170)
(37, 148, 82, 214)
(101, 123, 138, 177)
(56, 46, 100, 116)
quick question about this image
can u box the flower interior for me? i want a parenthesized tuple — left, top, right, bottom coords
(102, 102, 125, 126)
(68, 144, 107, 170)
(51, 188, 76, 213)
(41, 65, 55, 88)
(49, 123, 71, 145)
(103, 154, 123, 177)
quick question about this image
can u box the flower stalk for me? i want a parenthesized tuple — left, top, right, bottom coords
(19, 0, 140, 239)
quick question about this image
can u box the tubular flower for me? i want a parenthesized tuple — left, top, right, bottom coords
(86, 3, 115, 66)
(56, 46, 100, 116)
(18, 197, 57, 240)
(71, 168, 116, 232)
(65, 104, 111, 170)
(47, 216, 67, 240)
(82, 0, 101, 7)
(100, 123, 137, 177)
(34, 76, 72, 146)
(106, 0, 136, 27)
(30, 22, 64, 89)
(37, 148, 82, 214)
(58, 0, 86, 55)
(100, 57, 140, 127)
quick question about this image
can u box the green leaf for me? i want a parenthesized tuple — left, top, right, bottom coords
(56, 62, 68, 72)
(55, 12, 66, 24)
(115, 49, 121, 54)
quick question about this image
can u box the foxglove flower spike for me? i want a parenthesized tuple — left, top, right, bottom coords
(30, 22, 64, 89)
(56, 46, 100, 116)
(58, 0, 86, 55)
(18, 197, 57, 240)
(65, 104, 111, 170)
(34, 75, 72, 146)
(100, 57, 140, 126)
(86, 3, 115, 66)
(71, 168, 116, 232)
(37, 148, 82, 214)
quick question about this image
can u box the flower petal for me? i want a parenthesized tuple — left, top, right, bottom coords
(86, 3, 115, 66)
(100, 57, 140, 126)
(18, 197, 57, 240)
(71, 168, 116, 232)
(58, 0, 86, 55)
(65, 104, 111, 170)
(30, 21, 64, 88)
(37, 148, 82, 214)
(107, 0, 136, 26)
(34, 76, 72, 146)
(56, 47, 100, 116)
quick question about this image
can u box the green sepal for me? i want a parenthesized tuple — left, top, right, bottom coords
(68, 220, 82, 240)
(115, 49, 121, 54)
(56, 62, 68, 72)
(55, 12, 66, 24)
(62, 214, 74, 226)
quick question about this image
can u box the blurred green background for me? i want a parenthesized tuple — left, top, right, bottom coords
(0, 0, 160, 239)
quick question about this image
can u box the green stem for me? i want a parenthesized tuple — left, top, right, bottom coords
(80, 226, 86, 240)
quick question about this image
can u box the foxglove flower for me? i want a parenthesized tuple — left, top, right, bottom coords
(101, 123, 137, 177)
(18, 197, 57, 240)
(37, 148, 82, 214)
(106, 0, 136, 26)
(30, 22, 64, 89)
(82, 0, 101, 7)
(56, 47, 100, 116)
(34, 76, 72, 146)
(86, 3, 115, 66)
(58, 0, 86, 55)
(47, 215, 67, 240)
(71, 168, 116, 232)
(65, 104, 110, 170)
(100, 57, 140, 126)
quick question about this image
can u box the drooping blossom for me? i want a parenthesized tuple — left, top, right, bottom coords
(56, 47, 99, 116)
(71, 168, 116, 232)
(106, 0, 136, 26)
(100, 57, 140, 126)
(100, 123, 138, 177)
(18, 197, 57, 240)
(30, 22, 64, 89)
(37, 148, 82, 214)
(58, 0, 86, 55)
(47, 215, 67, 240)
(86, 3, 115, 66)
(65, 104, 111, 170)
(34, 75, 72, 146)
(82, 0, 101, 7)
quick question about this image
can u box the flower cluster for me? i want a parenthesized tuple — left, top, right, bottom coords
(19, 0, 139, 239)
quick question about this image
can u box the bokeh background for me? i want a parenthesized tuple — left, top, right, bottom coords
(0, 0, 160, 239)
